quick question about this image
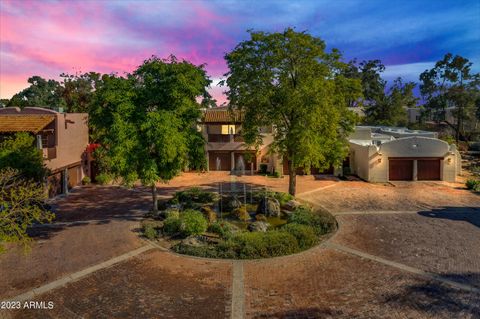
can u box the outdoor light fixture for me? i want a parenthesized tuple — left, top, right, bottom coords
(378, 157, 382, 163)
(447, 158, 452, 164)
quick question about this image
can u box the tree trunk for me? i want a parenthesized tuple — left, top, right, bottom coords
(288, 160, 296, 196)
(151, 183, 158, 213)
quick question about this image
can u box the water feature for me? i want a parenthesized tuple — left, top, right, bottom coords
(216, 157, 221, 171)
(236, 155, 245, 176)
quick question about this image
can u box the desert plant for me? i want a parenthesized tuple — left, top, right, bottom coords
(164, 208, 180, 219)
(233, 206, 250, 222)
(180, 209, 208, 236)
(466, 179, 480, 191)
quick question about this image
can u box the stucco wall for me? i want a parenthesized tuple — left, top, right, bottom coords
(45, 113, 88, 174)
(350, 137, 458, 183)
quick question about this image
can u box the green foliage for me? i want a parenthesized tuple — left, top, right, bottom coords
(7, 76, 65, 109)
(89, 56, 210, 212)
(174, 187, 218, 206)
(466, 179, 480, 191)
(0, 133, 47, 182)
(164, 208, 180, 219)
(233, 206, 250, 221)
(142, 222, 158, 240)
(95, 173, 111, 185)
(281, 223, 318, 249)
(163, 216, 182, 235)
(347, 59, 415, 126)
(227, 231, 299, 259)
(440, 135, 457, 145)
(288, 207, 336, 235)
(0, 168, 55, 253)
(252, 190, 293, 206)
(420, 53, 479, 142)
(208, 221, 234, 239)
(81, 176, 91, 185)
(180, 209, 208, 236)
(186, 130, 208, 171)
(223, 28, 361, 195)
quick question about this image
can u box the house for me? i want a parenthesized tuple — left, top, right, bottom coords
(347, 126, 461, 182)
(199, 107, 280, 174)
(0, 107, 89, 196)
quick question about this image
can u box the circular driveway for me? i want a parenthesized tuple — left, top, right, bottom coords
(1, 174, 479, 319)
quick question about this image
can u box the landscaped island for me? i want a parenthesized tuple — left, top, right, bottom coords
(141, 187, 336, 259)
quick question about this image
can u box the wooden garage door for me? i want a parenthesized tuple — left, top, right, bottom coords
(389, 159, 413, 181)
(68, 165, 81, 189)
(417, 159, 441, 180)
(209, 152, 231, 171)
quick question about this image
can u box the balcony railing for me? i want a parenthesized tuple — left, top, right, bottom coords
(43, 147, 57, 160)
(208, 134, 245, 143)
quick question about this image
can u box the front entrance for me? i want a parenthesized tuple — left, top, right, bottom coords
(208, 151, 231, 171)
(389, 159, 413, 181)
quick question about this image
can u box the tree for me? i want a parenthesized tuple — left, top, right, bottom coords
(7, 76, 65, 108)
(90, 56, 211, 212)
(420, 53, 480, 142)
(60, 72, 102, 113)
(223, 28, 361, 195)
(364, 77, 417, 126)
(346, 59, 415, 126)
(0, 168, 54, 253)
(0, 132, 48, 182)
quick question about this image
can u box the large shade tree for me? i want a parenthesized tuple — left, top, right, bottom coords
(420, 53, 480, 142)
(90, 56, 211, 211)
(223, 28, 362, 195)
(7, 76, 65, 109)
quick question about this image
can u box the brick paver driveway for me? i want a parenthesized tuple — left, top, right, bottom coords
(1, 173, 479, 319)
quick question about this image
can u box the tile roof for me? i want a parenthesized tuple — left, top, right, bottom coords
(0, 114, 55, 133)
(202, 107, 243, 123)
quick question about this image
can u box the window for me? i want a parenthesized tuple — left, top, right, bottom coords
(41, 134, 48, 148)
(221, 125, 236, 135)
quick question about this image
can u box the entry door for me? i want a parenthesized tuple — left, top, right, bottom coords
(417, 159, 441, 180)
(389, 159, 413, 181)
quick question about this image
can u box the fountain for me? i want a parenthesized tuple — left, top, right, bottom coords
(236, 155, 245, 176)
(216, 157, 221, 171)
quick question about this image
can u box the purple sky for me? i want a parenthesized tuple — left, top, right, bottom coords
(1, 0, 479, 104)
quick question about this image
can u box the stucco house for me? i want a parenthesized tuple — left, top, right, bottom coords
(199, 107, 280, 173)
(0, 107, 89, 196)
(348, 126, 461, 182)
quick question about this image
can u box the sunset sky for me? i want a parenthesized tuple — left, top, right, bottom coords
(1, 0, 479, 104)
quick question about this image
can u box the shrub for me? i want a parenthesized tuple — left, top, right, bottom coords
(255, 214, 267, 221)
(233, 206, 250, 221)
(288, 207, 336, 235)
(281, 223, 318, 249)
(180, 209, 208, 236)
(165, 208, 180, 219)
(230, 231, 299, 259)
(201, 206, 217, 223)
(95, 173, 112, 185)
(208, 221, 234, 239)
(173, 188, 218, 208)
(466, 179, 480, 191)
(142, 222, 157, 240)
(81, 176, 91, 185)
(163, 216, 182, 235)
(272, 192, 294, 206)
